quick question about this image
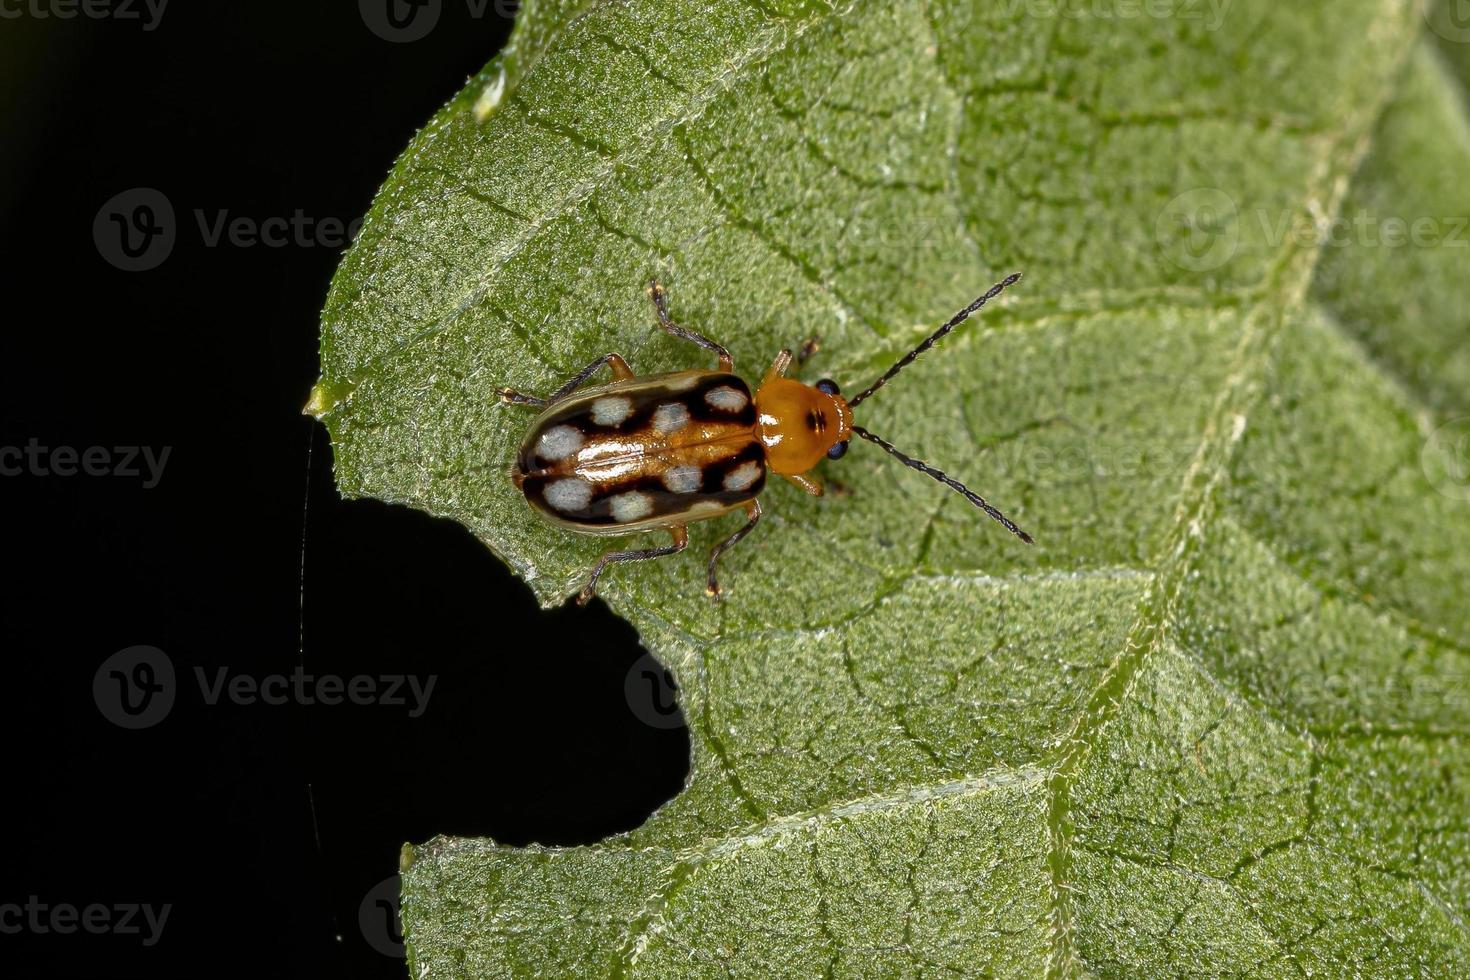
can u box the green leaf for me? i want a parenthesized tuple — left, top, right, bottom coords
(311, 0, 1470, 973)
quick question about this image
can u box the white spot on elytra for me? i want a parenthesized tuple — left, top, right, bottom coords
(652, 402, 690, 435)
(535, 424, 583, 461)
(610, 491, 653, 522)
(591, 396, 633, 427)
(664, 374, 699, 392)
(663, 465, 702, 493)
(705, 386, 748, 412)
(723, 461, 761, 492)
(544, 478, 593, 513)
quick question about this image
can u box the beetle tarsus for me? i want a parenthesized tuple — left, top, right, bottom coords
(497, 386, 546, 407)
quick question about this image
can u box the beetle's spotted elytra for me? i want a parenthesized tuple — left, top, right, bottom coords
(500, 275, 1033, 605)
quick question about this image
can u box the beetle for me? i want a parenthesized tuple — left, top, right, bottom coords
(499, 274, 1033, 604)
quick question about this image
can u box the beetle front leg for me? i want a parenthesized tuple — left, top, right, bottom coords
(781, 473, 823, 496)
(577, 525, 689, 606)
(706, 499, 762, 599)
(498, 352, 635, 408)
(762, 348, 793, 385)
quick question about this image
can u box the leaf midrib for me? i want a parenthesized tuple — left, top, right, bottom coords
(1041, 5, 1427, 974)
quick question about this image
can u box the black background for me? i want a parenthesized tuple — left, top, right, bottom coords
(2, 4, 688, 977)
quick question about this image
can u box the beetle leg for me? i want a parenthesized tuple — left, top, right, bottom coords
(577, 525, 689, 606)
(549, 352, 635, 402)
(781, 473, 824, 496)
(795, 336, 821, 366)
(501, 353, 634, 408)
(648, 279, 734, 372)
(706, 499, 762, 599)
(496, 387, 547, 407)
(762, 348, 793, 385)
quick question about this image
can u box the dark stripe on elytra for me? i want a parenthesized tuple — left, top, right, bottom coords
(523, 476, 763, 526)
(523, 374, 757, 471)
(537, 373, 755, 436)
(522, 445, 767, 526)
(605, 374, 756, 433)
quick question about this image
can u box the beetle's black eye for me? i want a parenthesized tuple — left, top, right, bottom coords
(827, 440, 849, 460)
(815, 378, 840, 396)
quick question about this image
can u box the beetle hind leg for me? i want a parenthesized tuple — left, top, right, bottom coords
(706, 500, 762, 600)
(577, 526, 689, 606)
(648, 279, 734, 372)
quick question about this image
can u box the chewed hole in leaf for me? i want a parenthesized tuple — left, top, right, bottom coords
(307, 491, 689, 847)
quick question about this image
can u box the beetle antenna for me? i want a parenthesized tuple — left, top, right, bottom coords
(850, 425, 1033, 544)
(847, 273, 1022, 409)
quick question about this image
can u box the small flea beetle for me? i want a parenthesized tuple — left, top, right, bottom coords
(500, 275, 1033, 604)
